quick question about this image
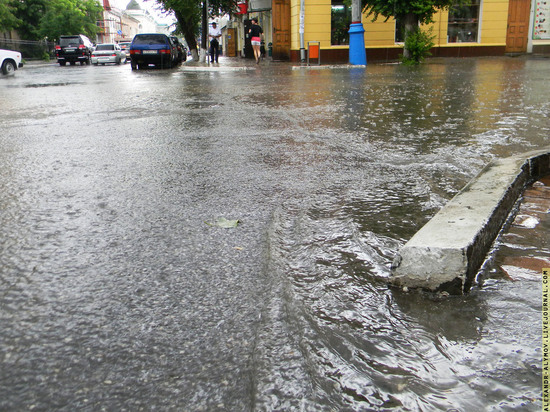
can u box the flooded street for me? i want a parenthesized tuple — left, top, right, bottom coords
(0, 57, 549, 410)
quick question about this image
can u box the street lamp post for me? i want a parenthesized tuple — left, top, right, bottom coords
(348, 0, 366, 65)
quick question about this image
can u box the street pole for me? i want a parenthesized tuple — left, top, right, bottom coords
(200, 0, 208, 62)
(348, 0, 366, 65)
(299, 0, 306, 63)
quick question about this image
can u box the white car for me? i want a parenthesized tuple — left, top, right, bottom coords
(0, 49, 23, 75)
(91, 43, 125, 65)
(118, 42, 131, 61)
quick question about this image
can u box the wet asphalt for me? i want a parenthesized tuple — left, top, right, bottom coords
(0, 55, 549, 411)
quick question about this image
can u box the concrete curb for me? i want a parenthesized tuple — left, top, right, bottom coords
(291, 64, 367, 70)
(390, 147, 550, 294)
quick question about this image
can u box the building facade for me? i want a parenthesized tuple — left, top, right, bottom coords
(249, 0, 550, 62)
(97, 0, 124, 44)
(124, 0, 170, 35)
(96, 0, 171, 44)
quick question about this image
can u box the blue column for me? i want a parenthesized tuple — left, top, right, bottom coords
(348, 23, 366, 65)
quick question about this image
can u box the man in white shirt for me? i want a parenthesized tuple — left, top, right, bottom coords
(209, 22, 222, 63)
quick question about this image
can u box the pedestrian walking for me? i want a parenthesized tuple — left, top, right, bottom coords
(209, 22, 222, 63)
(248, 18, 263, 64)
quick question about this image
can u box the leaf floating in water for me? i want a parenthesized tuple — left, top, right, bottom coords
(206, 218, 240, 228)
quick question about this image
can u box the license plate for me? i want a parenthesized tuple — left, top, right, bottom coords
(143, 50, 157, 54)
(65, 48, 76, 52)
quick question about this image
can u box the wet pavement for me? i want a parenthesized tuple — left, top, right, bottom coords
(1, 56, 549, 411)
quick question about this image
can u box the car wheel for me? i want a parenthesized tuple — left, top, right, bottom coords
(59, 61, 66, 66)
(116, 58, 121, 65)
(93, 62, 98, 66)
(1, 60, 16, 75)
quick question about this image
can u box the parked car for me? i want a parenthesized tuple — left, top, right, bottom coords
(0, 49, 23, 75)
(129, 33, 177, 70)
(91, 43, 125, 65)
(56, 34, 94, 66)
(170, 36, 187, 64)
(118, 42, 131, 61)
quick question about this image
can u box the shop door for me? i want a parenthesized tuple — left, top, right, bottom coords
(272, 0, 290, 60)
(226, 28, 237, 57)
(506, 0, 531, 53)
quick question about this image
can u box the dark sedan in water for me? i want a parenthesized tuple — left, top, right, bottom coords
(129, 33, 177, 70)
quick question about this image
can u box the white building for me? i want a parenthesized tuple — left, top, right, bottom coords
(124, 0, 171, 35)
(97, 0, 124, 43)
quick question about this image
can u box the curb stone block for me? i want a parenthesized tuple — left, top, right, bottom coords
(390, 147, 550, 294)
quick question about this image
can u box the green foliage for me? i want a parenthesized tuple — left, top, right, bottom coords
(400, 27, 435, 65)
(13, 0, 48, 40)
(0, 0, 21, 31)
(155, 0, 202, 51)
(154, 0, 238, 52)
(38, 0, 103, 42)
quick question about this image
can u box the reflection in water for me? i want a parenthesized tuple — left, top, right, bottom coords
(0, 58, 547, 410)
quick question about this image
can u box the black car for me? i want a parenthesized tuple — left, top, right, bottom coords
(130, 34, 177, 70)
(170, 36, 187, 64)
(56, 34, 94, 66)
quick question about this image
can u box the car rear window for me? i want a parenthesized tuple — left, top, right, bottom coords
(96, 44, 115, 51)
(132, 35, 167, 45)
(60, 37, 81, 47)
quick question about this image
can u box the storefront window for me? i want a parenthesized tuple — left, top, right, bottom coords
(447, 0, 481, 43)
(331, 0, 351, 45)
(395, 18, 404, 43)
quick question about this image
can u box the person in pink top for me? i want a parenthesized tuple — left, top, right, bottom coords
(248, 18, 263, 64)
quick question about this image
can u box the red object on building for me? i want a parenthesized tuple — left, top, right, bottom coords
(236, 2, 247, 14)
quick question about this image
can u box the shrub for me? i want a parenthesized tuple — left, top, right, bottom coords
(401, 27, 435, 65)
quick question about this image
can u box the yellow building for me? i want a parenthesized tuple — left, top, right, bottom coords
(252, 0, 550, 62)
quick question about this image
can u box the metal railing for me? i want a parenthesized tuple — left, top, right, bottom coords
(0, 38, 56, 60)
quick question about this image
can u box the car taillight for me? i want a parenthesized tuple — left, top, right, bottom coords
(160, 49, 171, 54)
(55, 45, 61, 50)
(130, 50, 140, 55)
(111, 53, 116, 57)
(78, 45, 86, 49)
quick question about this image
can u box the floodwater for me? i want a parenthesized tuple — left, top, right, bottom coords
(0, 57, 548, 411)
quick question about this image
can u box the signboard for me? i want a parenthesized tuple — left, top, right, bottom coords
(248, 0, 271, 11)
(534, 0, 550, 39)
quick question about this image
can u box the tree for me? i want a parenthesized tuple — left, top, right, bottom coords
(154, 0, 202, 60)
(0, 0, 21, 32)
(152, 0, 238, 61)
(13, 0, 48, 40)
(38, 0, 103, 42)
(361, 0, 467, 60)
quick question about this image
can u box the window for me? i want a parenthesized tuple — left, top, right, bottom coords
(447, 0, 481, 43)
(331, 0, 351, 45)
(395, 18, 404, 43)
(96, 44, 115, 51)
